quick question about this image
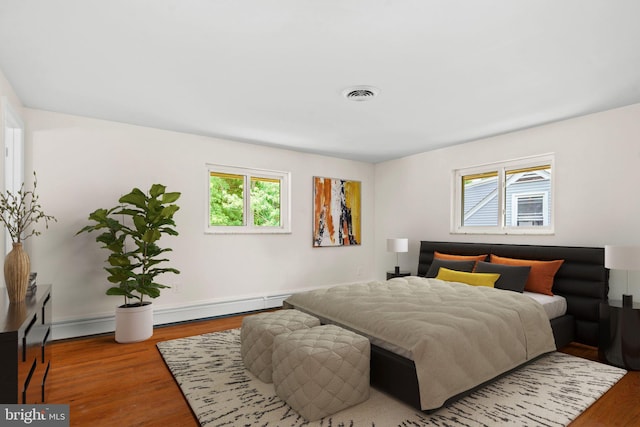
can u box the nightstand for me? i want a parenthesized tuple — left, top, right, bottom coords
(0, 285, 52, 403)
(599, 300, 640, 370)
(386, 271, 411, 280)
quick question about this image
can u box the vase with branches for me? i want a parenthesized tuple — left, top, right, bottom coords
(0, 172, 56, 302)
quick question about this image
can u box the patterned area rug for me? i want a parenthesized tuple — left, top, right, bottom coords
(157, 328, 626, 427)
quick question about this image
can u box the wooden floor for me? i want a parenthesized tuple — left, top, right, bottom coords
(48, 313, 640, 427)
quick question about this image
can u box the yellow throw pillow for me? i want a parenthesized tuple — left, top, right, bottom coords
(436, 267, 500, 287)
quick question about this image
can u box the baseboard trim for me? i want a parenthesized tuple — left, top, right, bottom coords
(52, 293, 291, 340)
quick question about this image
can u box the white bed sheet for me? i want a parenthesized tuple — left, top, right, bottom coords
(523, 291, 567, 320)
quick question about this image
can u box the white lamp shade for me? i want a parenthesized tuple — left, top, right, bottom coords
(387, 238, 408, 253)
(604, 245, 640, 270)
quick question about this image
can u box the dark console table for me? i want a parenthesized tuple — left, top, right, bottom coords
(0, 284, 52, 403)
(599, 300, 640, 370)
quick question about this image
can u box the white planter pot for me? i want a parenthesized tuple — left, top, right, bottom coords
(115, 302, 153, 343)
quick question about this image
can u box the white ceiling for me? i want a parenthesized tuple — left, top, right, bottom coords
(1, 1, 640, 163)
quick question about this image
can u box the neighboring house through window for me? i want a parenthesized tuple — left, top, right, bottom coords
(207, 164, 291, 234)
(452, 154, 554, 234)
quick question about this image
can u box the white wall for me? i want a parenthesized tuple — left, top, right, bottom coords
(25, 109, 375, 337)
(375, 103, 640, 301)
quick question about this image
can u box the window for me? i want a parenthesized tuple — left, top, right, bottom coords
(452, 154, 553, 234)
(511, 193, 548, 226)
(207, 164, 290, 234)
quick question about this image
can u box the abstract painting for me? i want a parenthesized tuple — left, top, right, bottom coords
(313, 176, 361, 247)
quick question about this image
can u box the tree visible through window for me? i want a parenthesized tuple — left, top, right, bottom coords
(210, 172, 244, 226)
(250, 177, 281, 227)
(207, 165, 290, 233)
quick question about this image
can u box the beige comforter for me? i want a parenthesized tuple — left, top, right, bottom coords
(284, 277, 556, 410)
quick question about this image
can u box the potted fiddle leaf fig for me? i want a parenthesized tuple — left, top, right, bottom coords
(77, 184, 181, 343)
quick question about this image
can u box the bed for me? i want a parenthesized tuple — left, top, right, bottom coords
(284, 241, 609, 411)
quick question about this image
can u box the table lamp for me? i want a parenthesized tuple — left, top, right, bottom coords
(604, 245, 640, 307)
(387, 238, 408, 274)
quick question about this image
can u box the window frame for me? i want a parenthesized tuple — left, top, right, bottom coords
(451, 154, 554, 235)
(206, 163, 291, 234)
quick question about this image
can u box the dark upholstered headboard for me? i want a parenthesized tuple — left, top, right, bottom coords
(417, 241, 609, 347)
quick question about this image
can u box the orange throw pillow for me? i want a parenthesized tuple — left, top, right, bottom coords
(490, 254, 564, 295)
(434, 251, 487, 270)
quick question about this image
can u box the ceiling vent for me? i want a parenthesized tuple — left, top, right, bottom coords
(343, 85, 380, 101)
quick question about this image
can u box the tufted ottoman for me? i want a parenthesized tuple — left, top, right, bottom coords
(241, 309, 320, 383)
(272, 324, 370, 421)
